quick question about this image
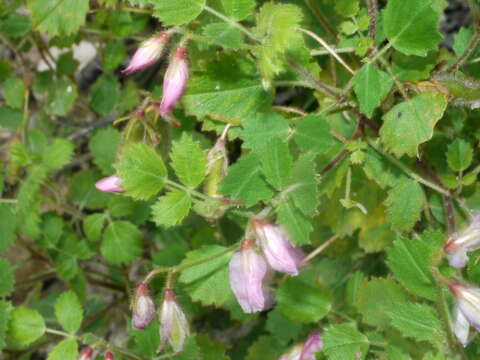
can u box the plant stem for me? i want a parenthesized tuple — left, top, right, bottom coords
(367, 0, 378, 42)
(446, 30, 480, 72)
(202, 5, 258, 41)
(0, 199, 17, 203)
(368, 42, 393, 65)
(303, 235, 339, 264)
(164, 179, 211, 201)
(45, 328, 71, 337)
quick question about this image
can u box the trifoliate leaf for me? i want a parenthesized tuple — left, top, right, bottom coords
(290, 152, 319, 217)
(47, 338, 78, 360)
(151, 190, 192, 228)
(178, 245, 234, 306)
(383, 0, 442, 56)
(446, 139, 473, 172)
(8, 307, 46, 346)
(0, 258, 14, 297)
(89, 127, 121, 175)
(101, 221, 142, 264)
(323, 323, 369, 360)
(260, 138, 292, 191)
(152, 0, 205, 25)
(386, 232, 443, 300)
(294, 114, 336, 154)
(83, 213, 106, 242)
(386, 302, 445, 344)
(385, 179, 425, 231)
(277, 199, 313, 244)
(115, 143, 167, 200)
(29, 0, 89, 36)
(42, 138, 74, 172)
(221, 0, 255, 20)
(352, 64, 393, 117)
(170, 134, 207, 188)
(241, 112, 290, 151)
(221, 153, 275, 207)
(380, 92, 448, 157)
(54, 291, 83, 334)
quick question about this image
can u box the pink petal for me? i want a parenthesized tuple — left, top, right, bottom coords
(123, 33, 169, 75)
(95, 176, 124, 193)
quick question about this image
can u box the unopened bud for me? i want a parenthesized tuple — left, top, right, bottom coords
(253, 220, 304, 276)
(104, 352, 114, 360)
(158, 289, 190, 354)
(95, 176, 124, 193)
(132, 283, 156, 330)
(444, 215, 480, 268)
(79, 347, 94, 360)
(278, 330, 323, 360)
(155, 47, 189, 118)
(229, 239, 274, 313)
(123, 33, 170, 74)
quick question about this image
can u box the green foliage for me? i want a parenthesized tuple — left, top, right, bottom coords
(202, 23, 244, 49)
(294, 114, 336, 154)
(3, 77, 25, 109)
(241, 112, 290, 151)
(323, 323, 370, 360)
(0, 204, 16, 252)
(446, 139, 473, 172)
(0, 258, 14, 297)
(47, 338, 78, 360)
(54, 291, 83, 334)
(89, 127, 121, 175)
(152, 0, 205, 25)
(221, 0, 255, 20)
(277, 199, 313, 244)
(42, 138, 74, 171)
(289, 152, 319, 216)
(152, 190, 192, 227)
(8, 307, 46, 346)
(170, 134, 207, 188)
(0, 301, 9, 351)
(115, 143, 167, 200)
(385, 179, 425, 231)
(90, 74, 120, 116)
(259, 138, 292, 191)
(101, 221, 143, 264)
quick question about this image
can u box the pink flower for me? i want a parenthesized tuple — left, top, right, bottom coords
(444, 215, 480, 268)
(449, 283, 480, 346)
(79, 348, 94, 360)
(155, 47, 189, 118)
(104, 352, 114, 360)
(95, 176, 124, 193)
(132, 283, 156, 330)
(123, 33, 170, 74)
(158, 289, 190, 354)
(229, 239, 274, 313)
(253, 220, 304, 276)
(278, 331, 323, 360)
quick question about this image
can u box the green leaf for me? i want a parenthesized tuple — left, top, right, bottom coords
(386, 232, 442, 300)
(362, 147, 405, 189)
(383, 0, 442, 56)
(69, 169, 110, 210)
(276, 199, 313, 244)
(47, 338, 78, 360)
(29, 0, 89, 36)
(42, 138, 74, 171)
(152, 0, 205, 25)
(0, 204, 16, 252)
(57, 53, 79, 76)
(3, 77, 25, 109)
(380, 92, 448, 157)
(354, 277, 408, 328)
(54, 291, 83, 334)
(335, 0, 359, 17)
(352, 64, 393, 117)
(290, 152, 319, 217)
(101, 221, 142, 264)
(221, 153, 275, 207)
(202, 23, 244, 50)
(90, 74, 120, 116)
(104, 40, 126, 72)
(386, 302, 445, 344)
(446, 139, 473, 172)
(115, 143, 167, 200)
(322, 323, 369, 360)
(45, 78, 78, 116)
(385, 179, 425, 231)
(254, 3, 303, 80)
(392, 52, 438, 81)
(89, 127, 121, 175)
(221, 0, 255, 20)
(294, 114, 336, 154)
(171, 134, 207, 188)
(277, 270, 331, 323)
(260, 138, 292, 190)
(152, 190, 192, 227)
(178, 245, 233, 306)
(8, 307, 46, 346)
(246, 336, 283, 360)
(0, 13, 31, 37)
(241, 112, 290, 151)
(453, 26, 474, 56)
(0, 301, 9, 351)
(83, 213, 106, 242)
(0, 258, 14, 297)
(0, 105, 22, 129)
(266, 308, 302, 344)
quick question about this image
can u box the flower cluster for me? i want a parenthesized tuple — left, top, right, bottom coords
(229, 220, 304, 313)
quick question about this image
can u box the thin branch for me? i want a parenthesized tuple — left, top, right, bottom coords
(367, 0, 378, 41)
(303, 235, 339, 264)
(445, 30, 480, 72)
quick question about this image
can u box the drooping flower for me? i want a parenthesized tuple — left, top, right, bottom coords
(252, 220, 304, 276)
(132, 283, 156, 330)
(95, 176, 124, 193)
(104, 352, 114, 360)
(158, 289, 190, 354)
(278, 331, 323, 360)
(449, 282, 480, 346)
(123, 33, 170, 74)
(444, 215, 480, 268)
(78, 347, 94, 360)
(155, 47, 189, 118)
(229, 239, 274, 313)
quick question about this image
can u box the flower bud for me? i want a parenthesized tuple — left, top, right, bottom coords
(132, 283, 156, 330)
(156, 47, 189, 118)
(278, 331, 323, 360)
(104, 352, 114, 360)
(158, 289, 190, 354)
(449, 282, 480, 346)
(444, 215, 480, 268)
(229, 239, 274, 313)
(95, 176, 124, 193)
(123, 33, 170, 74)
(79, 348, 94, 360)
(253, 220, 304, 276)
